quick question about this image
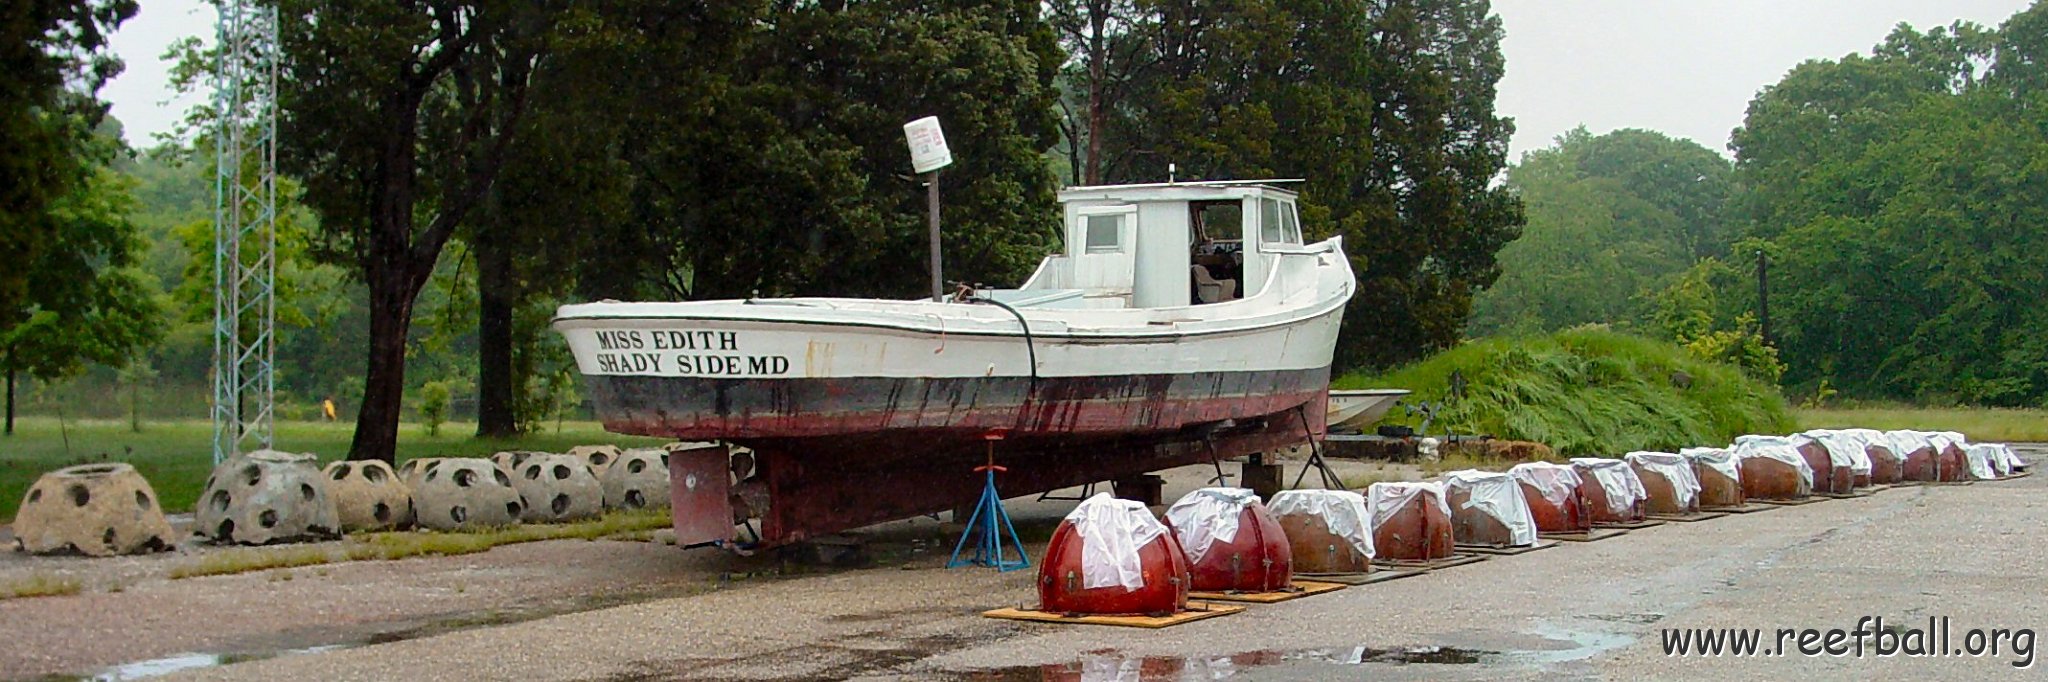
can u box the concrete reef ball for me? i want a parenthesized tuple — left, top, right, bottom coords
(567, 445, 622, 474)
(398, 457, 452, 491)
(412, 458, 524, 531)
(510, 454, 605, 523)
(197, 450, 342, 545)
(14, 463, 176, 556)
(489, 451, 549, 472)
(322, 460, 414, 531)
(602, 448, 672, 511)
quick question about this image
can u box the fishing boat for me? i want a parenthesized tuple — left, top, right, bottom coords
(553, 180, 1356, 548)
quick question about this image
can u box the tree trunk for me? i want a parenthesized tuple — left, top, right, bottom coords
(348, 268, 419, 462)
(4, 363, 14, 436)
(1083, 7, 1107, 186)
(475, 230, 518, 438)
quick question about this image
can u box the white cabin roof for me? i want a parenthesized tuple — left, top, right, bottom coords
(1057, 179, 1303, 204)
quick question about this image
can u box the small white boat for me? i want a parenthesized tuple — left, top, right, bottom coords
(554, 180, 1355, 547)
(1325, 388, 1411, 430)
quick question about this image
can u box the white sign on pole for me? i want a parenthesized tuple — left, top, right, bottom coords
(903, 116, 954, 174)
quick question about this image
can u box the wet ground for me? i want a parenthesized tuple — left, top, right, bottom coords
(4, 450, 2043, 681)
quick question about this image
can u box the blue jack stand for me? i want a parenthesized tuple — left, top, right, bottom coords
(948, 430, 1030, 572)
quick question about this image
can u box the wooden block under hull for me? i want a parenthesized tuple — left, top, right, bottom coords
(983, 601, 1245, 628)
(1189, 580, 1346, 603)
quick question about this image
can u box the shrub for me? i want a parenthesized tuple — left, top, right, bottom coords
(1336, 328, 1794, 456)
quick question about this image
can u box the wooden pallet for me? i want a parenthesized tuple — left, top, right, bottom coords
(1190, 580, 1347, 603)
(1539, 528, 1630, 542)
(1918, 480, 1976, 487)
(982, 600, 1245, 628)
(1456, 539, 1559, 556)
(1595, 518, 1667, 530)
(1752, 496, 1831, 506)
(1646, 510, 1729, 523)
(1376, 553, 1488, 571)
(1818, 489, 1876, 499)
(1702, 502, 1777, 514)
(1296, 567, 1426, 586)
(1990, 471, 2035, 481)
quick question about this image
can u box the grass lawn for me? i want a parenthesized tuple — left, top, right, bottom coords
(1795, 407, 2048, 443)
(0, 417, 666, 523)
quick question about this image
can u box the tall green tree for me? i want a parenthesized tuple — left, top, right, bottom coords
(572, 0, 1065, 303)
(1090, 0, 1523, 369)
(1468, 127, 1731, 335)
(272, 0, 563, 461)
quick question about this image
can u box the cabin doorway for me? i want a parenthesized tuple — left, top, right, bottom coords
(1189, 200, 1244, 304)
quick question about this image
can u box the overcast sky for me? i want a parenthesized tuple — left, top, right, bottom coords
(104, 0, 2038, 162)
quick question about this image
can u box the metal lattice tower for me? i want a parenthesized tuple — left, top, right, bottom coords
(211, 0, 279, 463)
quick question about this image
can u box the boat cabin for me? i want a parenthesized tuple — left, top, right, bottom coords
(1015, 181, 1307, 309)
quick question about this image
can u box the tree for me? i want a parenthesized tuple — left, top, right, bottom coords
(569, 0, 1065, 303)
(1, 0, 136, 326)
(3, 151, 164, 434)
(272, 0, 562, 461)
(1094, 0, 1523, 369)
(1467, 128, 1731, 335)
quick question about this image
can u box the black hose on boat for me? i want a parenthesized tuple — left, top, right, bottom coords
(965, 293, 1039, 389)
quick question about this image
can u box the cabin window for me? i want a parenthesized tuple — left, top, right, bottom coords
(1084, 214, 1124, 253)
(1281, 201, 1302, 243)
(1260, 198, 1283, 243)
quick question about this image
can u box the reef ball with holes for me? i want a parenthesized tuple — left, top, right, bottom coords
(397, 457, 450, 491)
(602, 448, 672, 510)
(411, 458, 525, 531)
(567, 445, 623, 475)
(508, 454, 605, 523)
(13, 463, 177, 556)
(195, 450, 342, 545)
(321, 460, 414, 531)
(488, 450, 548, 473)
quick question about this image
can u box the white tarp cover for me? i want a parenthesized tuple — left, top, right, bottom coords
(1803, 430, 1873, 475)
(1840, 428, 1896, 461)
(1569, 458, 1649, 516)
(1965, 444, 2002, 479)
(1995, 444, 2025, 473)
(1366, 482, 1451, 531)
(1884, 430, 1934, 457)
(1442, 470, 1539, 546)
(1925, 431, 1969, 455)
(1624, 451, 1702, 509)
(1164, 487, 1259, 564)
(1065, 492, 1168, 592)
(1508, 461, 1583, 508)
(1731, 435, 1815, 487)
(1268, 489, 1375, 559)
(1680, 447, 1741, 483)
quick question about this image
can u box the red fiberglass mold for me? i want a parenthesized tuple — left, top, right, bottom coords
(1931, 433, 1971, 482)
(1681, 447, 1745, 508)
(1733, 436, 1812, 499)
(1164, 488, 1291, 592)
(1792, 436, 1851, 494)
(1570, 458, 1646, 524)
(1864, 441, 1903, 484)
(1366, 482, 1454, 561)
(1509, 462, 1589, 533)
(1886, 431, 1940, 482)
(1038, 494, 1190, 616)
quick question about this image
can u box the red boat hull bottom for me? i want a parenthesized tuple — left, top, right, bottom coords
(633, 370, 1331, 548)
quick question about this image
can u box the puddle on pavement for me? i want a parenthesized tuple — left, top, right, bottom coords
(83, 645, 350, 681)
(959, 624, 1639, 680)
(959, 645, 1490, 680)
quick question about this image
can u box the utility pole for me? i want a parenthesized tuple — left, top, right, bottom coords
(927, 172, 943, 301)
(212, 0, 280, 463)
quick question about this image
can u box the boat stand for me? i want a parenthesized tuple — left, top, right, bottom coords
(947, 431, 1030, 572)
(1288, 404, 1346, 490)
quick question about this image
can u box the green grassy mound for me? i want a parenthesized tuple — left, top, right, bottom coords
(1335, 328, 1794, 456)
